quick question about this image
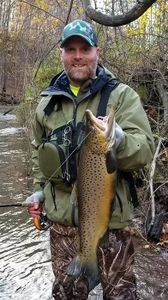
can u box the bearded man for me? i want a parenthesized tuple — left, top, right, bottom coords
(24, 19, 154, 300)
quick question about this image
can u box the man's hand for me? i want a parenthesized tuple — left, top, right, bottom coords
(23, 191, 44, 218)
(97, 116, 124, 149)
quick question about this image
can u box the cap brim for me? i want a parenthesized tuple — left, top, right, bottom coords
(60, 33, 94, 47)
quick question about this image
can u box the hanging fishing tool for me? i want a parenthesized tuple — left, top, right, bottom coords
(0, 203, 51, 230)
(33, 211, 52, 230)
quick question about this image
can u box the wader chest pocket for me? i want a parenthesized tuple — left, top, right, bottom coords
(38, 121, 86, 185)
(38, 141, 66, 182)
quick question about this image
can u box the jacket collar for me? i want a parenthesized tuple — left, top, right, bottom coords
(41, 64, 111, 97)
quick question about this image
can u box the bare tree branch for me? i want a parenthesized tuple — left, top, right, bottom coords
(149, 137, 162, 226)
(83, 0, 157, 26)
(20, 0, 63, 22)
(65, 0, 74, 24)
(33, 0, 74, 80)
(33, 40, 61, 80)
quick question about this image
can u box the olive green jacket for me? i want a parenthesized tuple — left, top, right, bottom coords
(31, 65, 154, 229)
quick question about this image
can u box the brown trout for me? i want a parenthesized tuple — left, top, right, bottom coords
(66, 108, 117, 290)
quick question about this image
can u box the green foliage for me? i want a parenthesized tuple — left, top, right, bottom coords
(16, 97, 35, 142)
(23, 62, 58, 101)
(17, 48, 62, 127)
(32, 48, 62, 92)
(136, 85, 148, 104)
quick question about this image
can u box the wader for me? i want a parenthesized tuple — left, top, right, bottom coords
(50, 223, 138, 300)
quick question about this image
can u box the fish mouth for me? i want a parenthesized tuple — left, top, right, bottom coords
(85, 109, 112, 136)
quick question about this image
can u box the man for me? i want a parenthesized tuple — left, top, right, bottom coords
(24, 19, 154, 299)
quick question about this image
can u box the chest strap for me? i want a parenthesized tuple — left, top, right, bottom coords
(97, 78, 120, 117)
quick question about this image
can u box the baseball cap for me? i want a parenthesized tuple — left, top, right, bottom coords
(60, 19, 98, 47)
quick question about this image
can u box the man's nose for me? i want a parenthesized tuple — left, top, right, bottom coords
(74, 49, 82, 59)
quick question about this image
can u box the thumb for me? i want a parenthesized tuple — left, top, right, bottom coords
(34, 202, 41, 210)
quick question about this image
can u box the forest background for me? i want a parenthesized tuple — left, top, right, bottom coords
(0, 0, 168, 235)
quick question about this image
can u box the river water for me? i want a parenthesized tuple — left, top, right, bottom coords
(0, 105, 168, 300)
(0, 106, 54, 300)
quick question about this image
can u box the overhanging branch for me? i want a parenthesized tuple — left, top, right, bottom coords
(84, 0, 157, 26)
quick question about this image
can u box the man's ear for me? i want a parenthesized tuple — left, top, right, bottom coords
(96, 47, 100, 58)
(60, 48, 63, 62)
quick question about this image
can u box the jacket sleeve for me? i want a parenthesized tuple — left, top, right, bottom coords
(109, 83, 155, 171)
(31, 107, 47, 192)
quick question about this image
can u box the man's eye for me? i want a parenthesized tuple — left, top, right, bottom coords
(66, 48, 74, 52)
(83, 48, 90, 52)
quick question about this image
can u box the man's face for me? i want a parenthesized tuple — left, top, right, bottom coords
(60, 36, 100, 86)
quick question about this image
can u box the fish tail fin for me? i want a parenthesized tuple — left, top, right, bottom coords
(66, 255, 99, 290)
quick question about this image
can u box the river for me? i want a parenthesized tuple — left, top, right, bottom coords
(0, 106, 54, 300)
(0, 105, 168, 300)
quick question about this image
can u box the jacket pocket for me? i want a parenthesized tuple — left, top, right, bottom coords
(43, 182, 78, 226)
(38, 141, 66, 182)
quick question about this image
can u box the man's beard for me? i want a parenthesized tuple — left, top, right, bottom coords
(63, 61, 98, 86)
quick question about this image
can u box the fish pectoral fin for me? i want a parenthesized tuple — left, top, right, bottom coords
(106, 150, 117, 173)
(66, 255, 99, 290)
